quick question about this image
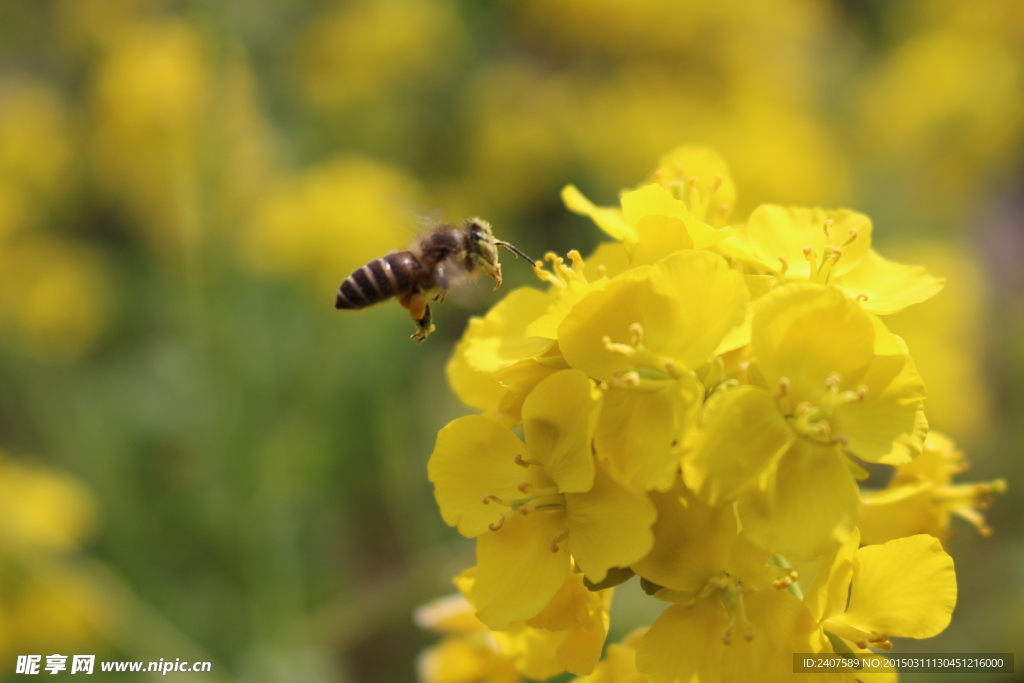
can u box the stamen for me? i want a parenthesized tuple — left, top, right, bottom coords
(778, 255, 789, 277)
(826, 372, 842, 391)
(516, 481, 532, 493)
(778, 377, 790, 397)
(714, 203, 730, 226)
(841, 229, 859, 247)
(856, 293, 869, 301)
(482, 494, 503, 505)
(549, 529, 569, 553)
(823, 219, 834, 240)
(629, 322, 645, 346)
(803, 246, 819, 277)
(772, 570, 800, 591)
(514, 454, 537, 468)
(488, 515, 506, 531)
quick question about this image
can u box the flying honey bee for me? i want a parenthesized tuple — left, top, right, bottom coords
(334, 218, 535, 342)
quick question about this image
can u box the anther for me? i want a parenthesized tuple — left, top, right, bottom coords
(514, 454, 535, 468)
(826, 372, 842, 391)
(629, 322, 645, 346)
(517, 481, 532, 493)
(621, 371, 641, 387)
(779, 377, 791, 397)
(856, 385, 868, 402)
(482, 494, 503, 505)
(714, 203, 730, 225)
(778, 255, 789, 277)
(823, 219, 834, 240)
(488, 515, 506, 531)
(596, 265, 608, 278)
(549, 530, 569, 553)
(841, 229, 859, 247)
(856, 293, 869, 301)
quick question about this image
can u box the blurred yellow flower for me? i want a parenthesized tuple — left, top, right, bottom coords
(415, 591, 520, 683)
(884, 243, 991, 442)
(0, 79, 70, 207)
(855, 29, 1024, 207)
(0, 450, 109, 661)
(297, 0, 464, 110)
(860, 432, 1006, 546)
(90, 17, 274, 257)
(0, 237, 108, 361)
(244, 156, 424, 293)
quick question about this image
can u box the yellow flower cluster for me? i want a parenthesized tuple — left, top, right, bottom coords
(418, 147, 1005, 683)
(0, 449, 109, 660)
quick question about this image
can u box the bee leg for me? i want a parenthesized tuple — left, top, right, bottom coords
(489, 262, 503, 290)
(404, 291, 435, 343)
(412, 304, 434, 343)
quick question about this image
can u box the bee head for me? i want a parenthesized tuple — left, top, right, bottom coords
(466, 218, 500, 270)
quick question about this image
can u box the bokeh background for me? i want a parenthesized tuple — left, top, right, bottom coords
(0, 0, 1021, 681)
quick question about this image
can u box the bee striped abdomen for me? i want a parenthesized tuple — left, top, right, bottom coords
(335, 251, 420, 310)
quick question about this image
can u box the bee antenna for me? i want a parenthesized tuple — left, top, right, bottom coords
(496, 241, 537, 264)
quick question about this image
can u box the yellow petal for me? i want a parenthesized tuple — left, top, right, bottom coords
(596, 374, 701, 493)
(859, 483, 947, 546)
(634, 599, 727, 683)
(562, 185, 634, 243)
(446, 332, 507, 414)
(574, 638, 650, 683)
(462, 286, 554, 374)
(558, 269, 653, 381)
(719, 589, 831, 683)
(751, 283, 875, 400)
(744, 205, 873, 279)
(428, 416, 544, 538)
(566, 465, 656, 584)
(493, 625, 566, 680)
(682, 386, 794, 505)
(492, 358, 561, 425)
(802, 528, 861, 624)
(837, 249, 945, 315)
(633, 482, 770, 593)
(414, 593, 486, 634)
(644, 250, 748, 370)
(831, 354, 927, 465)
(473, 510, 571, 629)
(736, 442, 858, 557)
(833, 535, 956, 639)
(522, 369, 601, 493)
(583, 241, 632, 280)
(649, 146, 738, 221)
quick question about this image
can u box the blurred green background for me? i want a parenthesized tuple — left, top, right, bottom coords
(0, 0, 1021, 681)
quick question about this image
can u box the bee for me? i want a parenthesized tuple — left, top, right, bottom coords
(334, 218, 534, 342)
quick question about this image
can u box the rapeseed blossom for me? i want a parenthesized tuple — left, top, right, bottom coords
(419, 146, 1002, 682)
